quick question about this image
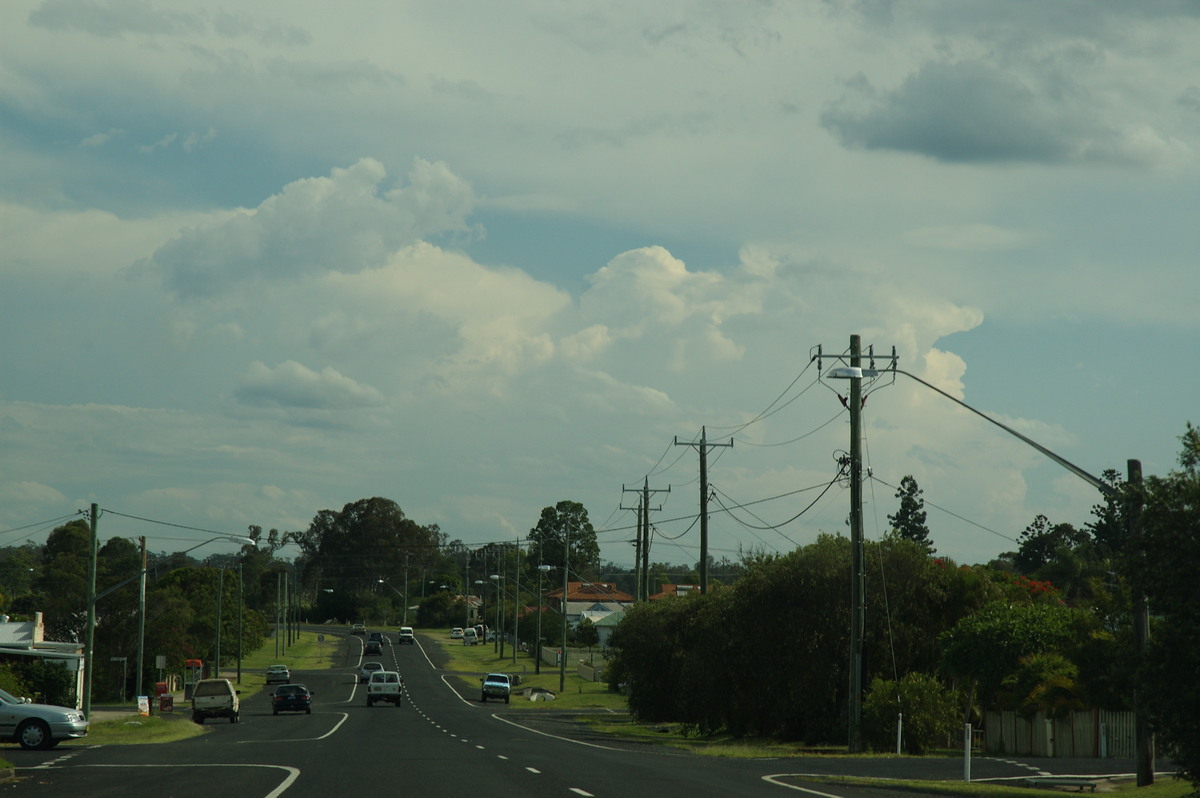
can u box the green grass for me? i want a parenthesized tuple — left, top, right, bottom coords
(73, 713, 205, 746)
(426, 634, 625, 710)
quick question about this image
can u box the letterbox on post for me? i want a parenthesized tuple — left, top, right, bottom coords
(183, 659, 203, 700)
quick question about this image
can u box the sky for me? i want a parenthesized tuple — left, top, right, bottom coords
(2, 1, 1198, 571)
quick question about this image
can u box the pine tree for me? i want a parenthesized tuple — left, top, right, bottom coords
(888, 475, 935, 553)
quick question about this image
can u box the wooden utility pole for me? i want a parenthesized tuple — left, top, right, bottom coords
(674, 427, 732, 594)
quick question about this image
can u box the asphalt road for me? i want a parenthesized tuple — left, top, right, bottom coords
(0, 630, 1158, 797)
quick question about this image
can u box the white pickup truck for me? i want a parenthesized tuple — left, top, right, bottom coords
(366, 670, 403, 707)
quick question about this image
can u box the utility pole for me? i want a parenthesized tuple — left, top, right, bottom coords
(1128, 459, 1154, 786)
(136, 536, 147, 702)
(847, 335, 866, 754)
(674, 427, 732, 594)
(83, 503, 98, 719)
(624, 478, 669, 601)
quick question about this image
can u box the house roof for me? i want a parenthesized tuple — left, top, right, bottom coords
(546, 581, 633, 603)
(648, 583, 702, 601)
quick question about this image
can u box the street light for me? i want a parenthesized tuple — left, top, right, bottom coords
(378, 579, 408, 626)
(821, 335, 1125, 758)
(83, 522, 255, 720)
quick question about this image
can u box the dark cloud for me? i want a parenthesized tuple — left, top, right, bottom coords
(821, 60, 1078, 164)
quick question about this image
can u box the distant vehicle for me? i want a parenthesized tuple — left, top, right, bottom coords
(364, 640, 383, 656)
(351, 623, 366, 635)
(397, 626, 415, 645)
(360, 662, 384, 683)
(473, 624, 485, 640)
(480, 672, 511, 704)
(271, 684, 313, 715)
(366, 670, 403, 707)
(191, 678, 240, 724)
(265, 664, 290, 684)
(367, 631, 385, 644)
(462, 627, 477, 645)
(0, 688, 88, 749)
(450, 627, 463, 639)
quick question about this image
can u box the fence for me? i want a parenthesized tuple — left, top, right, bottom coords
(983, 709, 1136, 758)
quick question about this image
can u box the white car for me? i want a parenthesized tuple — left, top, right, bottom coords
(360, 661, 384, 683)
(450, 627, 463, 639)
(366, 670, 403, 707)
(0, 688, 88, 749)
(265, 664, 290, 684)
(397, 626, 415, 645)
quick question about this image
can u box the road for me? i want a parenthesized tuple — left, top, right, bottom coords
(0, 630, 1154, 797)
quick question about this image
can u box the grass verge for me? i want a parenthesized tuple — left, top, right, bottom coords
(425, 634, 625, 711)
(75, 714, 205, 746)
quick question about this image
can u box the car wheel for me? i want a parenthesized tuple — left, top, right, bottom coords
(481, 694, 487, 702)
(504, 695, 510, 704)
(367, 697, 373, 707)
(273, 709, 278, 715)
(306, 707, 312, 714)
(194, 714, 204, 725)
(16, 719, 52, 750)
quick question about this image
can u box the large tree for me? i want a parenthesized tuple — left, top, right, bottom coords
(526, 500, 600, 579)
(295, 498, 444, 595)
(888, 475, 934, 553)
(1131, 422, 1200, 787)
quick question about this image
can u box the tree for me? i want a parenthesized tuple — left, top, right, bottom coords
(295, 498, 443, 594)
(888, 475, 934, 553)
(1131, 422, 1200, 788)
(863, 673, 960, 754)
(527, 501, 600, 578)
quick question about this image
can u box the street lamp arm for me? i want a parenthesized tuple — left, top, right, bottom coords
(888, 367, 1113, 496)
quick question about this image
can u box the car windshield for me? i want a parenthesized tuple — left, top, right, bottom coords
(0, 688, 23, 705)
(276, 686, 305, 695)
(487, 674, 508, 683)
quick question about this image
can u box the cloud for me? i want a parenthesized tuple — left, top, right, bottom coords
(29, 0, 205, 38)
(234, 360, 385, 410)
(144, 157, 477, 297)
(821, 59, 1185, 166)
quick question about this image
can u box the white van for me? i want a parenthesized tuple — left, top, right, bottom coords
(461, 627, 478, 645)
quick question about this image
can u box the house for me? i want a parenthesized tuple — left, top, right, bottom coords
(545, 582, 632, 628)
(648, 583, 701, 600)
(0, 612, 86, 708)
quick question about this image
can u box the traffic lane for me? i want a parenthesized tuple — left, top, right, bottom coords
(0, 759, 296, 797)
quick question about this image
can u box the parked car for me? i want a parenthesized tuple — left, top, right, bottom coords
(265, 664, 290, 684)
(360, 661, 384, 683)
(191, 678, 240, 724)
(450, 627, 463, 639)
(350, 623, 366, 635)
(366, 670, 403, 707)
(271, 684, 313, 715)
(397, 626, 415, 644)
(364, 640, 383, 656)
(0, 688, 88, 750)
(462, 627, 478, 645)
(480, 672, 511, 704)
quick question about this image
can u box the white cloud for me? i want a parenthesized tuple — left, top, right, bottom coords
(234, 360, 385, 410)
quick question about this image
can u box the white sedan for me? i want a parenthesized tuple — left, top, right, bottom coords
(0, 688, 88, 749)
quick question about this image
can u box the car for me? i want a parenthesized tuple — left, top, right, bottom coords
(364, 640, 383, 656)
(462, 627, 477, 645)
(360, 661, 384, 683)
(265, 664, 290, 684)
(367, 631, 385, 644)
(191, 678, 240, 724)
(397, 626, 415, 644)
(0, 688, 88, 749)
(350, 623, 366, 635)
(481, 672, 511, 704)
(271, 684, 313, 715)
(365, 670, 403, 707)
(450, 627, 463, 639)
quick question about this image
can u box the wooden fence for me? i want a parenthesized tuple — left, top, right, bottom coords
(983, 709, 1136, 758)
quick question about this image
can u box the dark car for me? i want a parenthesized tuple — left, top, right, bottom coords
(364, 640, 383, 656)
(272, 684, 313, 715)
(368, 631, 385, 644)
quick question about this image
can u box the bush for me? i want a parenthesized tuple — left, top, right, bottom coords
(863, 673, 960, 755)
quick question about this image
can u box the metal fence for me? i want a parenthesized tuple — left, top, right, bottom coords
(983, 709, 1136, 758)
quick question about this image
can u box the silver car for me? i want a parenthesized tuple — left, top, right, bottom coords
(0, 688, 88, 749)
